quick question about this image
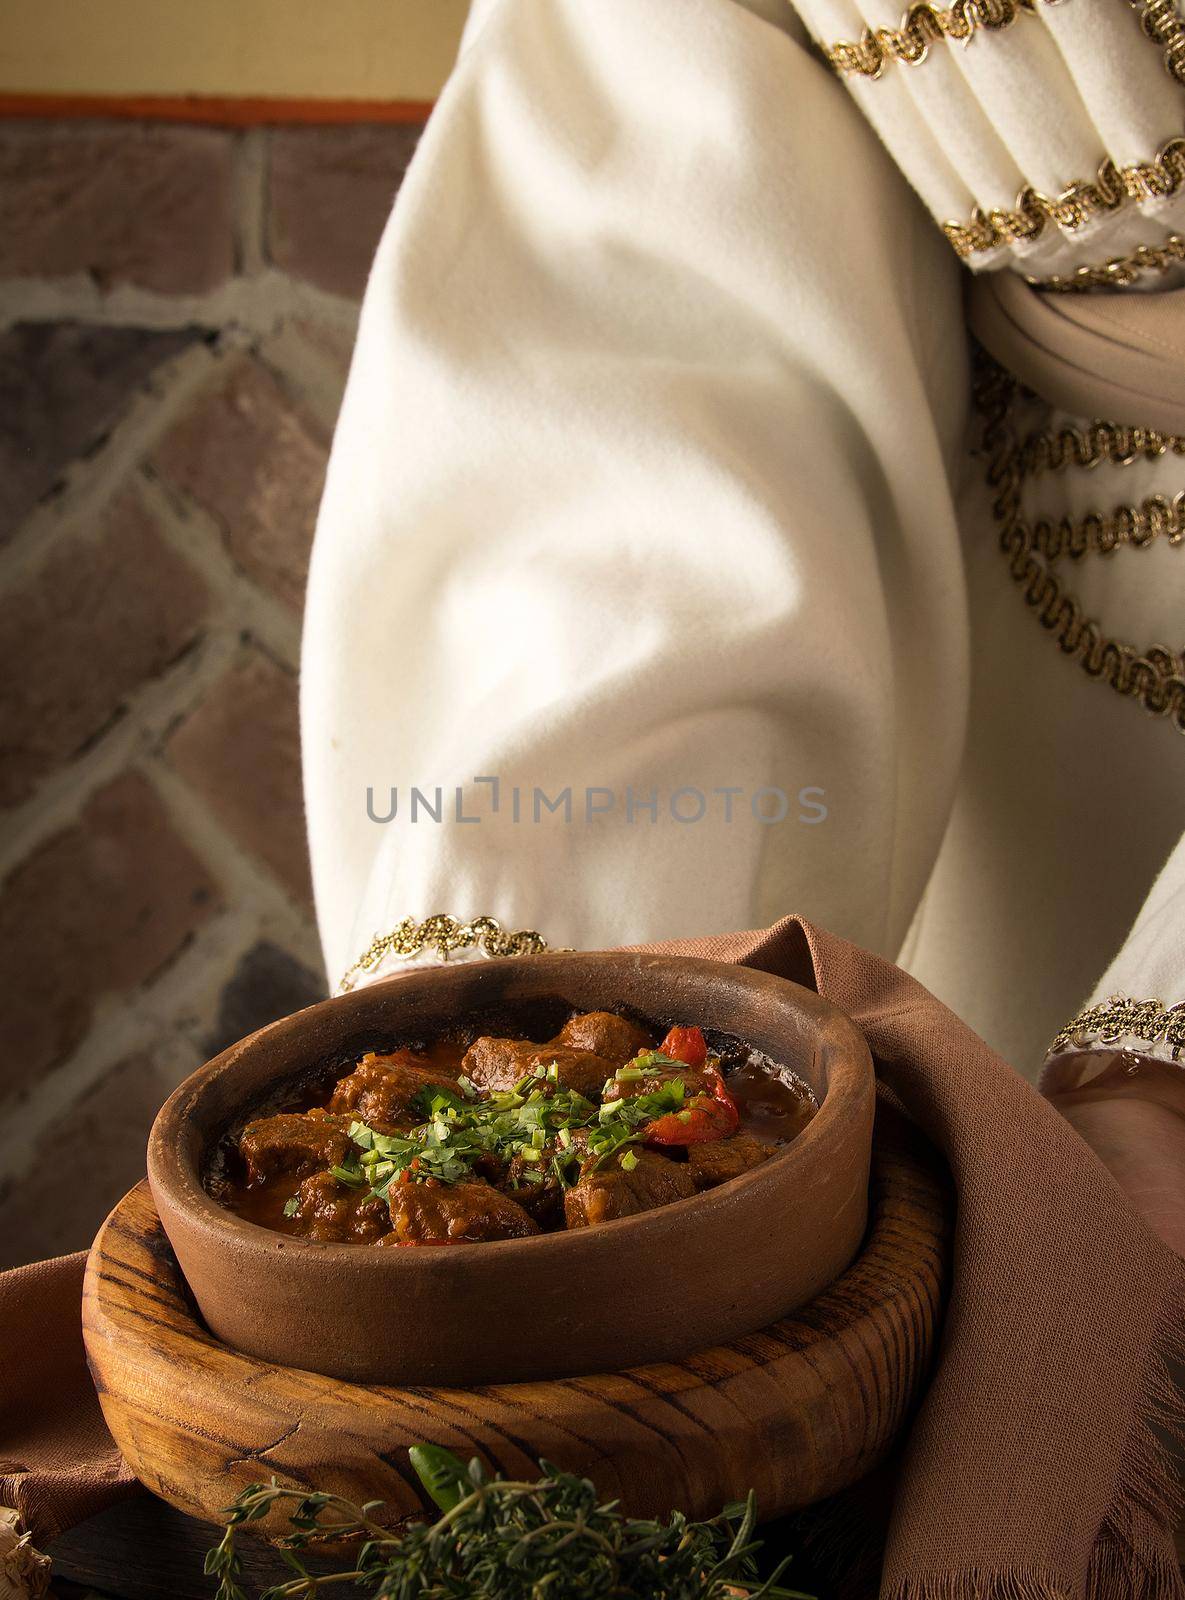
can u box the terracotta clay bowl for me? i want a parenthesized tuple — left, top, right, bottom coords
(147, 951, 875, 1387)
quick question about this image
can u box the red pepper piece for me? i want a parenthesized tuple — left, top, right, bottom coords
(657, 1024, 708, 1069)
(644, 1066, 739, 1147)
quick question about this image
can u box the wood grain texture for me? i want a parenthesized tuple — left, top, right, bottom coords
(83, 1111, 950, 1542)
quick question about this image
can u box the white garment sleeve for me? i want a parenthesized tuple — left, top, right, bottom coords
(301, 0, 969, 988)
(789, 0, 1185, 285)
(1058, 833, 1185, 1061)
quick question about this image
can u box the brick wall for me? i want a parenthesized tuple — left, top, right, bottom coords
(0, 117, 421, 1267)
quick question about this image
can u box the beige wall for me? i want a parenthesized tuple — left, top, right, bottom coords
(0, 0, 468, 101)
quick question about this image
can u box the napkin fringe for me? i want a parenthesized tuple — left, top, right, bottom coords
(1082, 1275, 1185, 1600)
(884, 1576, 1070, 1599)
(884, 1279, 1184, 1600)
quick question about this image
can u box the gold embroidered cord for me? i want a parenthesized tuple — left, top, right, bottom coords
(945, 136, 1185, 258)
(338, 914, 560, 993)
(1127, 0, 1185, 86)
(1030, 233, 1185, 290)
(1027, 493, 1185, 559)
(1017, 419, 1185, 477)
(824, 0, 1048, 78)
(974, 352, 1185, 734)
(1048, 995, 1185, 1058)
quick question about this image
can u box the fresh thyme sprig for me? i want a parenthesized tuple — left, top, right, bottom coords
(205, 1445, 815, 1599)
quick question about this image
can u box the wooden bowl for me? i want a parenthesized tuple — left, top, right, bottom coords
(86, 1114, 947, 1543)
(147, 952, 875, 1387)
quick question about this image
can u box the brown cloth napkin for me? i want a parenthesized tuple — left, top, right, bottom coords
(2, 915, 1183, 1600)
(641, 919, 1185, 1600)
(0, 1252, 136, 1543)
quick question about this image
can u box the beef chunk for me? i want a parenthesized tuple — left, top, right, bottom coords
(564, 1149, 695, 1228)
(464, 1014, 649, 1098)
(687, 1133, 774, 1190)
(458, 1035, 525, 1090)
(461, 1039, 613, 1101)
(329, 1051, 458, 1129)
(555, 1012, 652, 1069)
(288, 1170, 392, 1243)
(380, 1180, 540, 1244)
(238, 1110, 351, 1183)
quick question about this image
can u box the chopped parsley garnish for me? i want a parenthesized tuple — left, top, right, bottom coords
(620, 1050, 686, 1074)
(342, 1066, 701, 1207)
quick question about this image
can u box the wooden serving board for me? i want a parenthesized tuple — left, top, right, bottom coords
(83, 1114, 950, 1540)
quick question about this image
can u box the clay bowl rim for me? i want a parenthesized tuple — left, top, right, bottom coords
(147, 951, 874, 1271)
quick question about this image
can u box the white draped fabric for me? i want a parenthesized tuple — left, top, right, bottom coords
(302, 0, 1185, 1078)
(791, 0, 1185, 284)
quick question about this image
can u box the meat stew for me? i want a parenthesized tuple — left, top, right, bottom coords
(215, 1012, 817, 1246)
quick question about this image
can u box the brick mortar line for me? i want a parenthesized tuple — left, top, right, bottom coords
(145, 751, 322, 963)
(0, 617, 317, 953)
(140, 890, 321, 1048)
(233, 128, 270, 278)
(0, 905, 271, 1188)
(0, 257, 344, 1177)
(0, 334, 346, 832)
(0, 626, 243, 879)
(254, 342, 336, 450)
(136, 463, 303, 670)
(0, 746, 325, 1178)
(0, 267, 359, 340)
(0, 329, 322, 867)
(0, 336, 226, 589)
(0, 987, 202, 1193)
(258, 318, 355, 435)
(0, 1016, 199, 1198)
(0, 470, 303, 877)
(0, 750, 326, 1183)
(0, 316, 349, 597)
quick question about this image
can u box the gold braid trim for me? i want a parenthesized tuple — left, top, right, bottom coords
(339, 914, 560, 994)
(1028, 492, 1185, 560)
(945, 136, 1185, 258)
(1031, 232, 1185, 290)
(1048, 995, 1185, 1059)
(1127, 0, 1185, 86)
(1017, 419, 1185, 477)
(824, 0, 1048, 77)
(974, 352, 1185, 733)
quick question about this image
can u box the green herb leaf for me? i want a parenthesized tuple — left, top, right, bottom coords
(408, 1443, 470, 1513)
(411, 1082, 469, 1120)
